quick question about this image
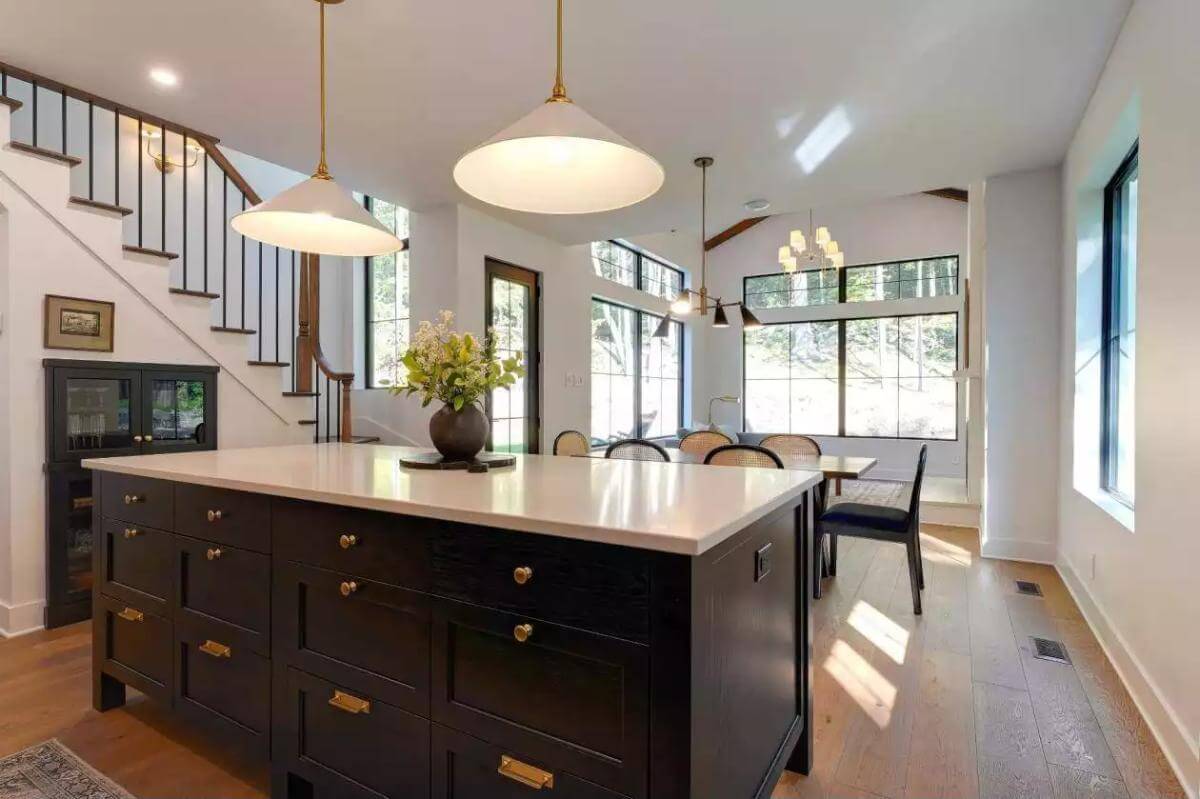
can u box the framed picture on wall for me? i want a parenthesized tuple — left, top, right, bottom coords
(44, 295, 115, 352)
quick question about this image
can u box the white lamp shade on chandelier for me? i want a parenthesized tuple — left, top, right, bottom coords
(453, 100, 664, 215)
(231, 177, 402, 257)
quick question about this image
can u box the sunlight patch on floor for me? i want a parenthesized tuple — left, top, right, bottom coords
(823, 639, 896, 728)
(847, 600, 909, 665)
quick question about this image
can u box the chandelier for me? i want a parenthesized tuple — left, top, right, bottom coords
(778, 210, 844, 272)
(653, 157, 761, 337)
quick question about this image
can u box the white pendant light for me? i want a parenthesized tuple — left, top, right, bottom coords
(452, 0, 664, 215)
(232, 0, 403, 257)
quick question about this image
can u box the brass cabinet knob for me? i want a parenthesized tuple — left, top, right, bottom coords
(206, 509, 223, 522)
(206, 547, 222, 561)
(513, 623, 534, 643)
(133, 435, 143, 443)
(123, 528, 140, 539)
(513, 566, 534, 585)
(339, 534, 358, 550)
(123, 494, 143, 505)
(340, 580, 358, 597)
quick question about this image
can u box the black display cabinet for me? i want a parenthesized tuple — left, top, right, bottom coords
(43, 359, 218, 627)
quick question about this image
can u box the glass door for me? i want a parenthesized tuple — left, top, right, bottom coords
(46, 467, 96, 625)
(485, 259, 541, 453)
(142, 371, 216, 452)
(52, 368, 142, 461)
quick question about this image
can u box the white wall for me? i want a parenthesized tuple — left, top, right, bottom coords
(1058, 0, 1200, 791)
(981, 167, 1062, 562)
(700, 192, 969, 480)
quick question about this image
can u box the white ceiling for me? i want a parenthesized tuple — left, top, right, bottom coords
(0, 0, 1128, 244)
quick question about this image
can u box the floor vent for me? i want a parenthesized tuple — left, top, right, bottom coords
(1015, 580, 1043, 597)
(1031, 636, 1071, 665)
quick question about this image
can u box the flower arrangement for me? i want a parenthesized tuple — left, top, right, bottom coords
(391, 311, 525, 412)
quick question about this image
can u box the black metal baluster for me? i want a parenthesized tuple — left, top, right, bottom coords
(32, 80, 38, 147)
(313, 378, 319, 443)
(60, 90, 66, 154)
(137, 118, 143, 247)
(258, 242, 264, 361)
(222, 173, 228, 327)
(113, 109, 120, 207)
(241, 195, 247, 330)
(335, 378, 342, 442)
(1, 70, 6, 96)
(203, 152, 209, 293)
(274, 248, 280, 363)
(182, 136, 188, 290)
(161, 130, 167, 253)
(291, 251, 297, 391)
(87, 100, 93, 199)
(325, 375, 331, 442)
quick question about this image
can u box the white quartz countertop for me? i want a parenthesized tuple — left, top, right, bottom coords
(83, 444, 821, 555)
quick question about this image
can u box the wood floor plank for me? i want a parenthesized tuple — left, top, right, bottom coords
(903, 649, 979, 798)
(1048, 764, 1131, 799)
(974, 681, 1053, 799)
(968, 583, 1028, 690)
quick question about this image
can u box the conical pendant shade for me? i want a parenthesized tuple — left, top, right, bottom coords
(453, 100, 664, 215)
(740, 304, 763, 329)
(231, 176, 402, 257)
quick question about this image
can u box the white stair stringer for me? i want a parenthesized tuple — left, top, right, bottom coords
(0, 104, 313, 434)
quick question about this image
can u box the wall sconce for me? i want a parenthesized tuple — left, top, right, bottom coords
(141, 127, 203, 174)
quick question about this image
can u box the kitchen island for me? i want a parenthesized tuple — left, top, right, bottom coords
(84, 444, 821, 799)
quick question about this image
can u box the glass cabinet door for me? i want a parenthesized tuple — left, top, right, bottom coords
(52, 369, 142, 461)
(143, 372, 215, 452)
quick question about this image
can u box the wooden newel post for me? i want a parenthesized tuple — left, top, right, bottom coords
(296, 252, 317, 392)
(339, 376, 353, 442)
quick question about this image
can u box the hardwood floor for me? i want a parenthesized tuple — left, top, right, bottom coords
(0, 525, 1184, 799)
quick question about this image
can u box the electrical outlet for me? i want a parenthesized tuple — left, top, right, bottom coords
(755, 542, 773, 582)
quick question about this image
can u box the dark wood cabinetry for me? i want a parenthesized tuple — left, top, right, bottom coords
(91, 469, 814, 799)
(45, 359, 217, 627)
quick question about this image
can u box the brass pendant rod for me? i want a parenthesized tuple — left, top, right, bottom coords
(315, 0, 331, 178)
(549, 0, 568, 101)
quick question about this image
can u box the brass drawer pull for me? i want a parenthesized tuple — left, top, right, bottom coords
(199, 640, 231, 658)
(339, 534, 358, 549)
(513, 566, 534, 585)
(339, 580, 358, 597)
(116, 607, 144, 623)
(328, 690, 371, 715)
(133, 435, 143, 443)
(513, 623, 533, 643)
(123, 528, 141, 539)
(206, 509, 223, 522)
(123, 494, 144, 505)
(144, 435, 154, 442)
(205, 547, 223, 561)
(498, 755, 554, 790)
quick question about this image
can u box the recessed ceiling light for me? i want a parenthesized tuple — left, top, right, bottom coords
(744, 199, 771, 212)
(149, 68, 179, 88)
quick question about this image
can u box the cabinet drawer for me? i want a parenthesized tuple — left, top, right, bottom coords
(273, 561, 429, 715)
(432, 599, 648, 798)
(430, 524, 650, 642)
(100, 473, 173, 529)
(273, 499, 429, 590)
(175, 536, 270, 656)
(279, 667, 430, 799)
(175, 483, 270, 553)
(96, 594, 172, 704)
(174, 619, 271, 757)
(433, 724, 631, 799)
(99, 518, 172, 615)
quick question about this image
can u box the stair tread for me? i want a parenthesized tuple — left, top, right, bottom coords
(8, 141, 82, 166)
(211, 326, 257, 334)
(283, 391, 319, 397)
(123, 244, 180, 260)
(69, 196, 133, 216)
(248, 360, 290, 367)
(316, 436, 380, 444)
(0, 96, 22, 111)
(298, 419, 318, 425)
(169, 287, 220, 299)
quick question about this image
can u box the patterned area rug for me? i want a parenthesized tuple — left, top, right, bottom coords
(828, 478, 909, 509)
(0, 740, 133, 799)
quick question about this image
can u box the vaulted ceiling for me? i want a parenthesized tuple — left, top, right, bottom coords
(0, 0, 1128, 243)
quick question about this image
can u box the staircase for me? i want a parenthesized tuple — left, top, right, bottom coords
(0, 62, 371, 444)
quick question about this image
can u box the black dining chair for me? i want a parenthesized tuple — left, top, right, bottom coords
(818, 445, 928, 614)
(605, 438, 671, 462)
(703, 443, 784, 469)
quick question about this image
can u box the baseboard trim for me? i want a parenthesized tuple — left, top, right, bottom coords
(0, 598, 46, 638)
(1057, 557, 1199, 799)
(979, 536, 1056, 564)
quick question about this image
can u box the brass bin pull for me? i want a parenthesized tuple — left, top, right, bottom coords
(199, 640, 231, 659)
(123, 494, 144, 505)
(498, 755, 554, 790)
(206, 509, 223, 522)
(116, 607, 144, 623)
(328, 690, 371, 715)
(206, 548, 223, 561)
(123, 528, 141, 539)
(338, 534, 358, 550)
(513, 566, 533, 585)
(513, 623, 534, 643)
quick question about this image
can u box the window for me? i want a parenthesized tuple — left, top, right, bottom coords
(591, 241, 684, 301)
(744, 313, 958, 440)
(590, 299, 683, 443)
(1101, 144, 1137, 506)
(743, 256, 958, 309)
(365, 198, 410, 388)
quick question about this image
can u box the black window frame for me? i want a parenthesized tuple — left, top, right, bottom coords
(1100, 143, 1138, 508)
(742, 255, 960, 310)
(742, 312, 960, 441)
(363, 195, 411, 389)
(591, 240, 685, 301)
(590, 297, 686, 442)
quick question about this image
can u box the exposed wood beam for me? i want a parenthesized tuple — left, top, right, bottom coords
(704, 216, 769, 251)
(924, 187, 969, 203)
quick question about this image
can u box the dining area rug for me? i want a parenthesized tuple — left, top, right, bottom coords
(0, 740, 133, 799)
